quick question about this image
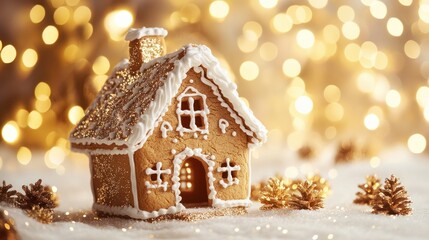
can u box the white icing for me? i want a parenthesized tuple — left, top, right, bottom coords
(70, 44, 267, 152)
(125, 27, 168, 41)
(145, 162, 171, 192)
(93, 203, 184, 220)
(217, 158, 240, 188)
(190, 79, 194, 83)
(232, 131, 237, 137)
(193, 133, 198, 138)
(127, 150, 139, 209)
(172, 148, 217, 204)
(176, 86, 210, 135)
(218, 119, 229, 134)
(160, 121, 172, 138)
(172, 138, 178, 143)
(203, 135, 208, 140)
(171, 149, 176, 154)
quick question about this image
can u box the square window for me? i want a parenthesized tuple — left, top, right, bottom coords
(193, 97, 203, 110)
(181, 98, 190, 110)
(195, 115, 205, 128)
(181, 115, 191, 129)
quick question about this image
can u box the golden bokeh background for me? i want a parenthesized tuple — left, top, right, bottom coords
(0, 0, 429, 170)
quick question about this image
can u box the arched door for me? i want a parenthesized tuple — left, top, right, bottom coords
(179, 157, 209, 207)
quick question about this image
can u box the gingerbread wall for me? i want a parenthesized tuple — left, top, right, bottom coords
(91, 154, 134, 207)
(134, 68, 250, 212)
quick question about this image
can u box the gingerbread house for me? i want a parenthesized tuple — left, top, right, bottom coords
(69, 27, 267, 219)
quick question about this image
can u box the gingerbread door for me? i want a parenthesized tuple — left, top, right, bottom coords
(179, 157, 209, 207)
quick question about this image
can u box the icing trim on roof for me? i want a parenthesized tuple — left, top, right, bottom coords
(125, 27, 168, 41)
(70, 44, 267, 151)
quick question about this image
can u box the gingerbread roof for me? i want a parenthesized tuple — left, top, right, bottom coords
(70, 44, 267, 152)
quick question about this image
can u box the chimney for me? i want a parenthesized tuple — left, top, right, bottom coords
(125, 27, 168, 72)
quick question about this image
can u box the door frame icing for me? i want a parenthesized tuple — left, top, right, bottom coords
(172, 148, 216, 207)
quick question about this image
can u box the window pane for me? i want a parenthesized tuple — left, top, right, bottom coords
(193, 97, 203, 110)
(195, 115, 205, 128)
(181, 115, 191, 129)
(181, 98, 190, 110)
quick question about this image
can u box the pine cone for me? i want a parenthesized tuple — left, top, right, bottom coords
(354, 175, 381, 205)
(372, 175, 412, 215)
(306, 174, 330, 197)
(0, 181, 17, 205)
(25, 205, 54, 224)
(259, 177, 290, 209)
(16, 179, 58, 210)
(288, 180, 324, 210)
(250, 180, 267, 201)
(335, 141, 356, 164)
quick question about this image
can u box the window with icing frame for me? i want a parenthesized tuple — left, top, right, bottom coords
(177, 87, 209, 133)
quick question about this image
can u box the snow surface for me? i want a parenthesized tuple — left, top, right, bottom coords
(1, 144, 429, 240)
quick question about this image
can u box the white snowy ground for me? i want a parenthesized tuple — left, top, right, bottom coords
(1, 143, 429, 240)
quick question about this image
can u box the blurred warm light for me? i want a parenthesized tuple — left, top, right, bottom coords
(27, 111, 43, 129)
(387, 18, 404, 37)
(282, 59, 301, 78)
(325, 126, 337, 139)
(408, 134, 426, 154)
(180, 3, 201, 23)
(385, 90, 401, 108)
(73, 5, 91, 24)
(66, 0, 80, 6)
(42, 25, 59, 45)
(419, 2, 429, 23)
(271, 13, 293, 33)
(416, 86, 429, 108)
(209, 0, 229, 20)
(364, 113, 380, 130)
(374, 51, 388, 70)
(92, 56, 110, 75)
(296, 29, 315, 49)
(370, 157, 381, 168)
(92, 75, 108, 91)
(17, 147, 32, 165)
(295, 96, 313, 114)
(64, 44, 79, 62)
(1, 45, 17, 64)
(259, 0, 278, 9)
(323, 25, 340, 43)
(324, 85, 341, 103)
(29, 5, 45, 24)
(287, 77, 306, 97)
(34, 82, 51, 101)
(344, 43, 360, 62)
(259, 42, 278, 61)
(35, 98, 52, 113)
(243, 21, 262, 40)
(308, 0, 328, 8)
(424, 107, 429, 122)
(239, 61, 259, 81)
(342, 21, 360, 40)
(2, 121, 20, 144)
(54, 6, 70, 25)
(104, 9, 134, 41)
(287, 5, 312, 24)
(399, 0, 413, 6)
(356, 71, 376, 93)
(325, 103, 344, 122)
(237, 36, 258, 53)
(16, 109, 29, 128)
(404, 40, 421, 59)
(68, 106, 85, 125)
(0, 157, 2, 170)
(369, 1, 387, 19)
(337, 5, 355, 22)
(22, 49, 38, 68)
(45, 146, 66, 169)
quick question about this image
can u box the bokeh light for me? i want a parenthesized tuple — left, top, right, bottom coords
(408, 134, 426, 154)
(29, 5, 45, 24)
(364, 113, 380, 130)
(209, 1, 229, 20)
(282, 59, 301, 78)
(42, 25, 59, 45)
(2, 121, 20, 144)
(296, 29, 315, 49)
(387, 18, 404, 37)
(295, 96, 313, 114)
(104, 9, 134, 41)
(68, 106, 85, 125)
(1, 45, 17, 64)
(240, 61, 259, 81)
(17, 147, 32, 165)
(22, 49, 38, 68)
